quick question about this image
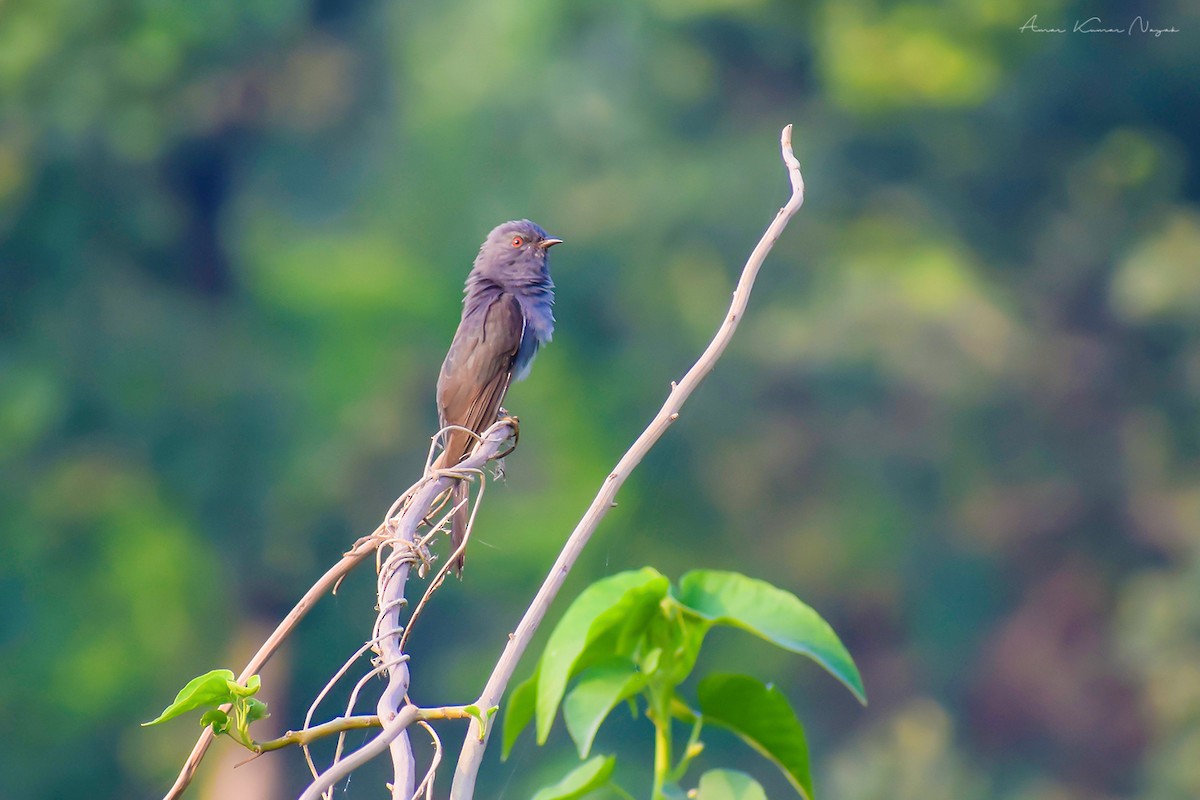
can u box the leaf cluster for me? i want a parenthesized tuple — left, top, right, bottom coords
(503, 569, 865, 799)
(142, 669, 269, 752)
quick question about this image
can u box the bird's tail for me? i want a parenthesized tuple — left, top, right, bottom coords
(448, 482, 469, 577)
(431, 448, 470, 577)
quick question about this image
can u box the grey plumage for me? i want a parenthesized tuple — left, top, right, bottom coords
(435, 219, 561, 573)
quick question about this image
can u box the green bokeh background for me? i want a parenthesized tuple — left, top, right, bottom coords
(2, 0, 1198, 798)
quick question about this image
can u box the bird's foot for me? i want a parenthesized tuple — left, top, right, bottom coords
(495, 413, 520, 459)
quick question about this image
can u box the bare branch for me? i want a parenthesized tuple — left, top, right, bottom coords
(295, 703, 481, 800)
(412, 721, 442, 800)
(327, 652, 400, 780)
(399, 465, 491, 654)
(164, 535, 380, 799)
(449, 125, 807, 798)
(298, 420, 515, 800)
(164, 420, 516, 800)
(299, 705, 422, 800)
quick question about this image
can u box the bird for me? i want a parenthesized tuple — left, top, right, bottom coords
(434, 219, 561, 574)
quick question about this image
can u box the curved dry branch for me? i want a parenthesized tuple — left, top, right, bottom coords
(298, 705, 423, 800)
(163, 419, 516, 800)
(294, 707, 473, 800)
(164, 537, 380, 799)
(449, 124, 807, 799)
(298, 419, 515, 800)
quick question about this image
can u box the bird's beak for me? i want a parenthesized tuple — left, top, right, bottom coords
(539, 238, 564, 249)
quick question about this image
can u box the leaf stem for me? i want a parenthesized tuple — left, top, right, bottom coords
(650, 690, 673, 799)
(668, 713, 704, 783)
(608, 783, 637, 800)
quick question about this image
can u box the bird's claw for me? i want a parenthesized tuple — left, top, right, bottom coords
(496, 413, 520, 459)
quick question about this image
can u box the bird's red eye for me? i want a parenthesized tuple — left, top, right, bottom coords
(511, 236, 524, 248)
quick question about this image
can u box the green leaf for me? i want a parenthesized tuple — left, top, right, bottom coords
(142, 669, 238, 726)
(243, 697, 270, 724)
(199, 708, 230, 735)
(536, 568, 670, 742)
(463, 704, 498, 740)
(227, 674, 261, 698)
(502, 671, 538, 760)
(676, 571, 866, 704)
(695, 769, 768, 800)
(563, 657, 648, 758)
(697, 674, 813, 800)
(530, 755, 616, 800)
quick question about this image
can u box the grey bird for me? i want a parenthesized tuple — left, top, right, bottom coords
(434, 219, 561, 573)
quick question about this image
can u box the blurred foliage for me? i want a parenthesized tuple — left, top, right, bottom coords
(1, 0, 1197, 797)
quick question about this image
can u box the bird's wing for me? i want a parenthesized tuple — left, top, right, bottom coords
(436, 292, 524, 465)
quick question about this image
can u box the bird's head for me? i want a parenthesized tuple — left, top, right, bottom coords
(474, 219, 562, 284)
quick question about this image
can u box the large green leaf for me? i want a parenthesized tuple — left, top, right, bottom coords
(695, 770, 768, 800)
(676, 571, 866, 704)
(502, 671, 538, 760)
(142, 669, 239, 726)
(563, 656, 648, 757)
(697, 674, 814, 800)
(530, 755, 616, 800)
(536, 568, 670, 742)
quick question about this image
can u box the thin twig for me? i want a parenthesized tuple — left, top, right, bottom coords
(303, 639, 379, 782)
(254, 715, 382, 753)
(296, 703, 479, 800)
(298, 705, 422, 800)
(448, 124, 807, 798)
(375, 540, 418, 800)
(164, 421, 516, 800)
(298, 421, 516, 800)
(330, 654, 405, 773)
(163, 534, 381, 799)
(399, 471, 489, 653)
(412, 721, 443, 800)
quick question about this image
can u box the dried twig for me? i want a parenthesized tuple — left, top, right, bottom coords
(449, 124, 807, 798)
(412, 721, 443, 800)
(399, 465, 490, 654)
(298, 420, 515, 800)
(299, 705, 423, 800)
(303, 639, 380, 783)
(297, 705, 477, 800)
(163, 420, 516, 800)
(164, 536, 381, 799)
